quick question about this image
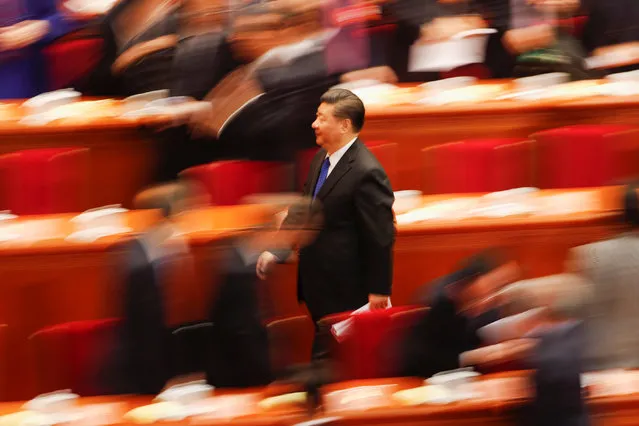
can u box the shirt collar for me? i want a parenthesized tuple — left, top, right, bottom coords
(326, 136, 358, 166)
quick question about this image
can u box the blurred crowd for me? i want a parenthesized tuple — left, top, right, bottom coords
(3, 0, 639, 181)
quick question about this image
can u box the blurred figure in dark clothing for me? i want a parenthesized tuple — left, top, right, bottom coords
(205, 197, 324, 388)
(465, 275, 590, 426)
(104, 181, 204, 395)
(399, 249, 521, 378)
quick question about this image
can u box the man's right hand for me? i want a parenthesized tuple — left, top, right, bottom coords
(256, 251, 278, 280)
(502, 24, 555, 55)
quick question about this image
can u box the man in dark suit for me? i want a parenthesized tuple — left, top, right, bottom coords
(399, 250, 521, 378)
(257, 88, 396, 336)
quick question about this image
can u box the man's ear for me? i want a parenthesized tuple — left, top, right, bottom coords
(342, 118, 353, 134)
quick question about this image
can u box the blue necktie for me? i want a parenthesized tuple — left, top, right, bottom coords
(313, 157, 331, 198)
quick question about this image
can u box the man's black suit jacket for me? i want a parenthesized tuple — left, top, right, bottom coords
(280, 139, 395, 321)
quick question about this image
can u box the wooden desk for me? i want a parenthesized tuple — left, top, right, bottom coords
(0, 386, 307, 426)
(318, 374, 639, 426)
(361, 85, 639, 190)
(0, 101, 171, 209)
(2, 374, 637, 426)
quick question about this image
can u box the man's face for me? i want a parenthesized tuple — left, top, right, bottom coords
(457, 262, 522, 315)
(312, 102, 347, 149)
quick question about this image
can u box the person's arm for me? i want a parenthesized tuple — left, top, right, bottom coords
(354, 167, 395, 307)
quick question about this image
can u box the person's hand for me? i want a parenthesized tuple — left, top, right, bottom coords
(152, 101, 213, 132)
(256, 251, 278, 280)
(419, 15, 487, 43)
(369, 294, 390, 310)
(340, 66, 398, 84)
(502, 24, 555, 55)
(460, 338, 537, 367)
(0, 20, 50, 51)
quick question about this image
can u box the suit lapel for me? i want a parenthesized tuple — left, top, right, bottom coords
(316, 139, 360, 200)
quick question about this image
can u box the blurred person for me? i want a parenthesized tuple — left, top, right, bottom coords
(105, 181, 203, 394)
(387, 0, 587, 79)
(84, 0, 237, 182)
(399, 249, 521, 378)
(185, 1, 399, 162)
(205, 197, 324, 388)
(385, 0, 488, 81)
(568, 184, 639, 372)
(462, 274, 590, 426)
(256, 89, 395, 356)
(498, 0, 592, 79)
(0, 0, 82, 98)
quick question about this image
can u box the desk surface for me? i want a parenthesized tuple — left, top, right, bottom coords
(1, 372, 638, 426)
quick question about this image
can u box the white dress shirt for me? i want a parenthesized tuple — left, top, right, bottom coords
(326, 137, 358, 176)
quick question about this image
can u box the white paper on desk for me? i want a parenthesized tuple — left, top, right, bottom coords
(157, 381, 213, 405)
(22, 90, 81, 115)
(65, 0, 118, 14)
(331, 301, 392, 342)
(66, 226, 133, 243)
(395, 199, 476, 224)
(408, 29, 496, 72)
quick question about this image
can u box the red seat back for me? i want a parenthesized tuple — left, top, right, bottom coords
(181, 160, 289, 206)
(30, 319, 121, 396)
(532, 125, 639, 189)
(0, 147, 90, 215)
(320, 306, 426, 381)
(266, 315, 315, 375)
(423, 139, 533, 194)
(44, 39, 104, 90)
(366, 141, 398, 188)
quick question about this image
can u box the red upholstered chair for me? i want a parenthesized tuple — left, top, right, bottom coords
(319, 306, 426, 381)
(180, 160, 290, 206)
(422, 139, 533, 194)
(266, 315, 315, 375)
(29, 319, 121, 396)
(44, 38, 104, 91)
(0, 147, 90, 215)
(367, 141, 398, 188)
(531, 125, 639, 189)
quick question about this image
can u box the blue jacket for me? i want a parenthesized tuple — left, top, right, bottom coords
(0, 0, 79, 98)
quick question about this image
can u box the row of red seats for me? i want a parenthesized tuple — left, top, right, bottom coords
(21, 306, 427, 398)
(0, 124, 634, 215)
(184, 125, 639, 205)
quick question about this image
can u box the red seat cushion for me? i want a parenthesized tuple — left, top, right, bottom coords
(423, 139, 532, 194)
(30, 319, 121, 396)
(0, 147, 90, 215)
(181, 160, 289, 206)
(532, 125, 639, 189)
